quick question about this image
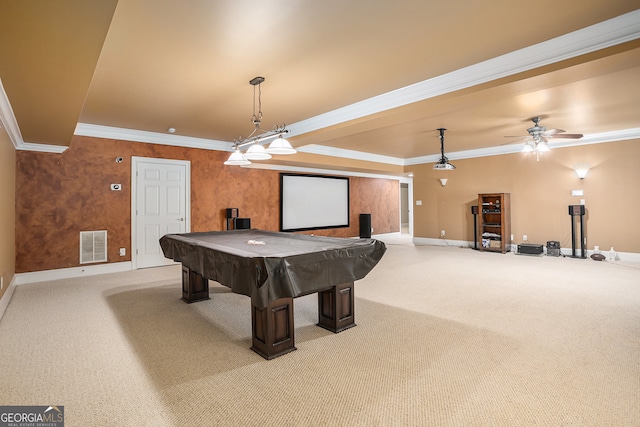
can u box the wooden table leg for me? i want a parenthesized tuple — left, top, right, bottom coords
(251, 297, 296, 359)
(317, 282, 356, 333)
(181, 265, 210, 303)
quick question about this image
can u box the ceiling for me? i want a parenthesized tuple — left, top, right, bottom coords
(1, 1, 639, 174)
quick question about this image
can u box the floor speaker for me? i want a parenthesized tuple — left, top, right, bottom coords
(359, 213, 371, 238)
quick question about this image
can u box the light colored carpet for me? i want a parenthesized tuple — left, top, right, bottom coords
(0, 243, 638, 426)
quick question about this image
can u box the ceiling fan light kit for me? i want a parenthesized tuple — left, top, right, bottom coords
(518, 116, 583, 161)
(433, 128, 456, 170)
(225, 76, 296, 166)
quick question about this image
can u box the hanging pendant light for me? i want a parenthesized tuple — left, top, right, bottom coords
(266, 135, 296, 155)
(225, 76, 295, 165)
(224, 148, 251, 166)
(244, 144, 272, 160)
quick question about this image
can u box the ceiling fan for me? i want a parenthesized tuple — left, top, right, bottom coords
(507, 116, 583, 161)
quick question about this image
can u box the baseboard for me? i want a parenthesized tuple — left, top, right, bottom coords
(558, 248, 640, 263)
(413, 237, 472, 247)
(14, 262, 133, 286)
(0, 275, 17, 321)
(412, 237, 640, 262)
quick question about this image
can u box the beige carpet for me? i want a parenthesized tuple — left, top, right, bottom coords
(0, 243, 639, 426)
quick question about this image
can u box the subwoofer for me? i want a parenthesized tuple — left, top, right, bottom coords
(234, 218, 251, 229)
(546, 241, 561, 257)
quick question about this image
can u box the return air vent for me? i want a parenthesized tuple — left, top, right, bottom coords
(80, 230, 107, 264)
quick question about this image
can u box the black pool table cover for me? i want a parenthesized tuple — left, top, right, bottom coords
(159, 229, 387, 308)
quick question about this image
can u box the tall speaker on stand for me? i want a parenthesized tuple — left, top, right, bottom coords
(471, 205, 479, 250)
(568, 205, 586, 259)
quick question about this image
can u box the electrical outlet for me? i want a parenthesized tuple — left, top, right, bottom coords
(523, 235, 528, 242)
(441, 230, 446, 237)
(119, 248, 126, 256)
(511, 234, 514, 242)
(1, 276, 3, 290)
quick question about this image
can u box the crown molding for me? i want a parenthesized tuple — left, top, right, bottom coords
(16, 142, 69, 153)
(0, 78, 25, 150)
(75, 123, 231, 151)
(1, 79, 69, 153)
(295, 128, 640, 166)
(286, 10, 640, 139)
(296, 144, 405, 165)
(240, 161, 411, 181)
(7, 10, 640, 161)
(403, 128, 640, 166)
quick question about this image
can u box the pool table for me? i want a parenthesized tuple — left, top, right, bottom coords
(159, 229, 386, 359)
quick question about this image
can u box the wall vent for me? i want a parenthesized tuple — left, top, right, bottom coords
(80, 230, 108, 264)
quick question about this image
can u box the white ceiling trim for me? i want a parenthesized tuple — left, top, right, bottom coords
(403, 128, 640, 165)
(296, 144, 405, 165)
(1, 79, 68, 153)
(0, 77, 26, 150)
(12, 10, 639, 160)
(75, 123, 230, 151)
(16, 142, 69, 153)
(286, 10, 640, 139)
(240, 161, 410, 181)
(294, 128, 640, 166)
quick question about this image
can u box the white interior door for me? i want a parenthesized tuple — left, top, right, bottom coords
(132, 157, 190, 269)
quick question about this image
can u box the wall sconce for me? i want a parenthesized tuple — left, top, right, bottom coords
(439, 178, 448, 187)
(574, 168, 589, 179)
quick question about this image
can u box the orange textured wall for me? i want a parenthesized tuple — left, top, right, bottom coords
(15, 136, 400, 273)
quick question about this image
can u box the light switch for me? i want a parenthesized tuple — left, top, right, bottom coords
(416, 200, 422, 206)
(572, 190, 584, 197)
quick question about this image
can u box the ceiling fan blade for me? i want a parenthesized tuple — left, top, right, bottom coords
(548, 133, 584, 139)
(542, 128, 565, 136)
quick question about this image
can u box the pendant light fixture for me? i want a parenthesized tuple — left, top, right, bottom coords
(224, 76, 296, 166)
(433, 128, 456, 170)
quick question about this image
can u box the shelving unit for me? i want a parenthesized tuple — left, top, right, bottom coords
(478, 193, 511, 253)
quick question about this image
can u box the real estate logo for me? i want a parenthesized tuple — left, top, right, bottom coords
(0, 406, 64, 427)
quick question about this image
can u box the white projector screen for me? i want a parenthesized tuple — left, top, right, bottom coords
(280, 173, 350, 232)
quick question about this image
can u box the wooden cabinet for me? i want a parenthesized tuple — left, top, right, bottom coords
(478, 193, 511, 253)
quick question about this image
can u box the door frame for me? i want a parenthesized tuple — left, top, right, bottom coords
(398, 176, 413, 236)
(131, 156, 191, 270)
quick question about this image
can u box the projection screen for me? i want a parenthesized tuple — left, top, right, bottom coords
(280, 173, 350, 232)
